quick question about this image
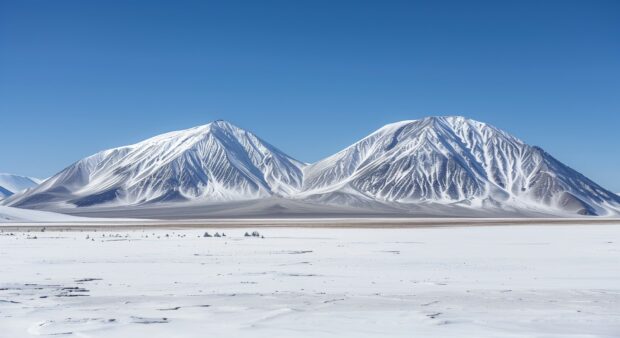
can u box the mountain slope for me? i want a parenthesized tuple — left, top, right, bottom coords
(4, 117, 619, 217)
(5, 121, 305, 208)
(301, 116, 620, 216)
(0, 174, 41, 199)
(0, 186, 12, 199)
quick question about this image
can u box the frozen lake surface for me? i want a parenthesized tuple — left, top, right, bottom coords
(1, 224, 619, 337)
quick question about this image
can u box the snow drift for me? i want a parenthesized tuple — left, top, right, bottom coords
(0, 205, 88, 223)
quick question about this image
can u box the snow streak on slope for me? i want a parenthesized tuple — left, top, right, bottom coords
(0, 174, 41, 199)
(302, 116, 620, 216)
(5, 121, 304, 208)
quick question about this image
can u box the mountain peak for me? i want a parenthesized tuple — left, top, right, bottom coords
(380, 116, 487, 133)
(5, 120, 304, 207)
(209, 119, 238, 129)
(4, 116, 618, 216)
(423, 115, 467, 122)
(418, 115, 489, 129)
(303, 116, 618, 215)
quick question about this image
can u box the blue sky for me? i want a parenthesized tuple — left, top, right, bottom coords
(1, 0, 619, 191)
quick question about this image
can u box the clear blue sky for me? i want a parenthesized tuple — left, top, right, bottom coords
(1, 0, 619, 191)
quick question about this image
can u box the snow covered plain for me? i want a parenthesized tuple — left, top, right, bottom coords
(1, 224, 619, 338)
(0, 206, 92, 223)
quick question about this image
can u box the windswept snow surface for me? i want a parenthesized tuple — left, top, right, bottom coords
(0, 224, 619, 337)
(4, 117, 619, 216)
(0, 206, 90, 223)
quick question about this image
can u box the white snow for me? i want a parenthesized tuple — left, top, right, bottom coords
(0, 206, 94, 223)
(0, 173, 41, 198)
(0, 206, 141, 223)
(0, 224, 618, 337)
(302, 116, 620, 215)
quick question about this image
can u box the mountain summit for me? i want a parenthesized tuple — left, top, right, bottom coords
(302, 116, 619, 215)
(5, 117, 619, 216)
(5, 121, 304, 207)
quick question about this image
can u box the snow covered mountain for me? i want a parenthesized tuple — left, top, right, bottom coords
(4, 121, 304, 208)
(0, 174, 42, 199)
(301, 116, 620, 216)
(4, 117, 619, 217)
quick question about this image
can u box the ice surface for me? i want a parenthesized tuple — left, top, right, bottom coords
(1, 224, 619, 337)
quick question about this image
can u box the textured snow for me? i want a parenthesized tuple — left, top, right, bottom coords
(1, 224, 619, 337)
(4, 117, 619, 216)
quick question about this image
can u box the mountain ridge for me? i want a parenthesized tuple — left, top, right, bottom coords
(4, 116, 619, 217)
(4, 120, 304, 207)
(301, 116, 619, 216)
